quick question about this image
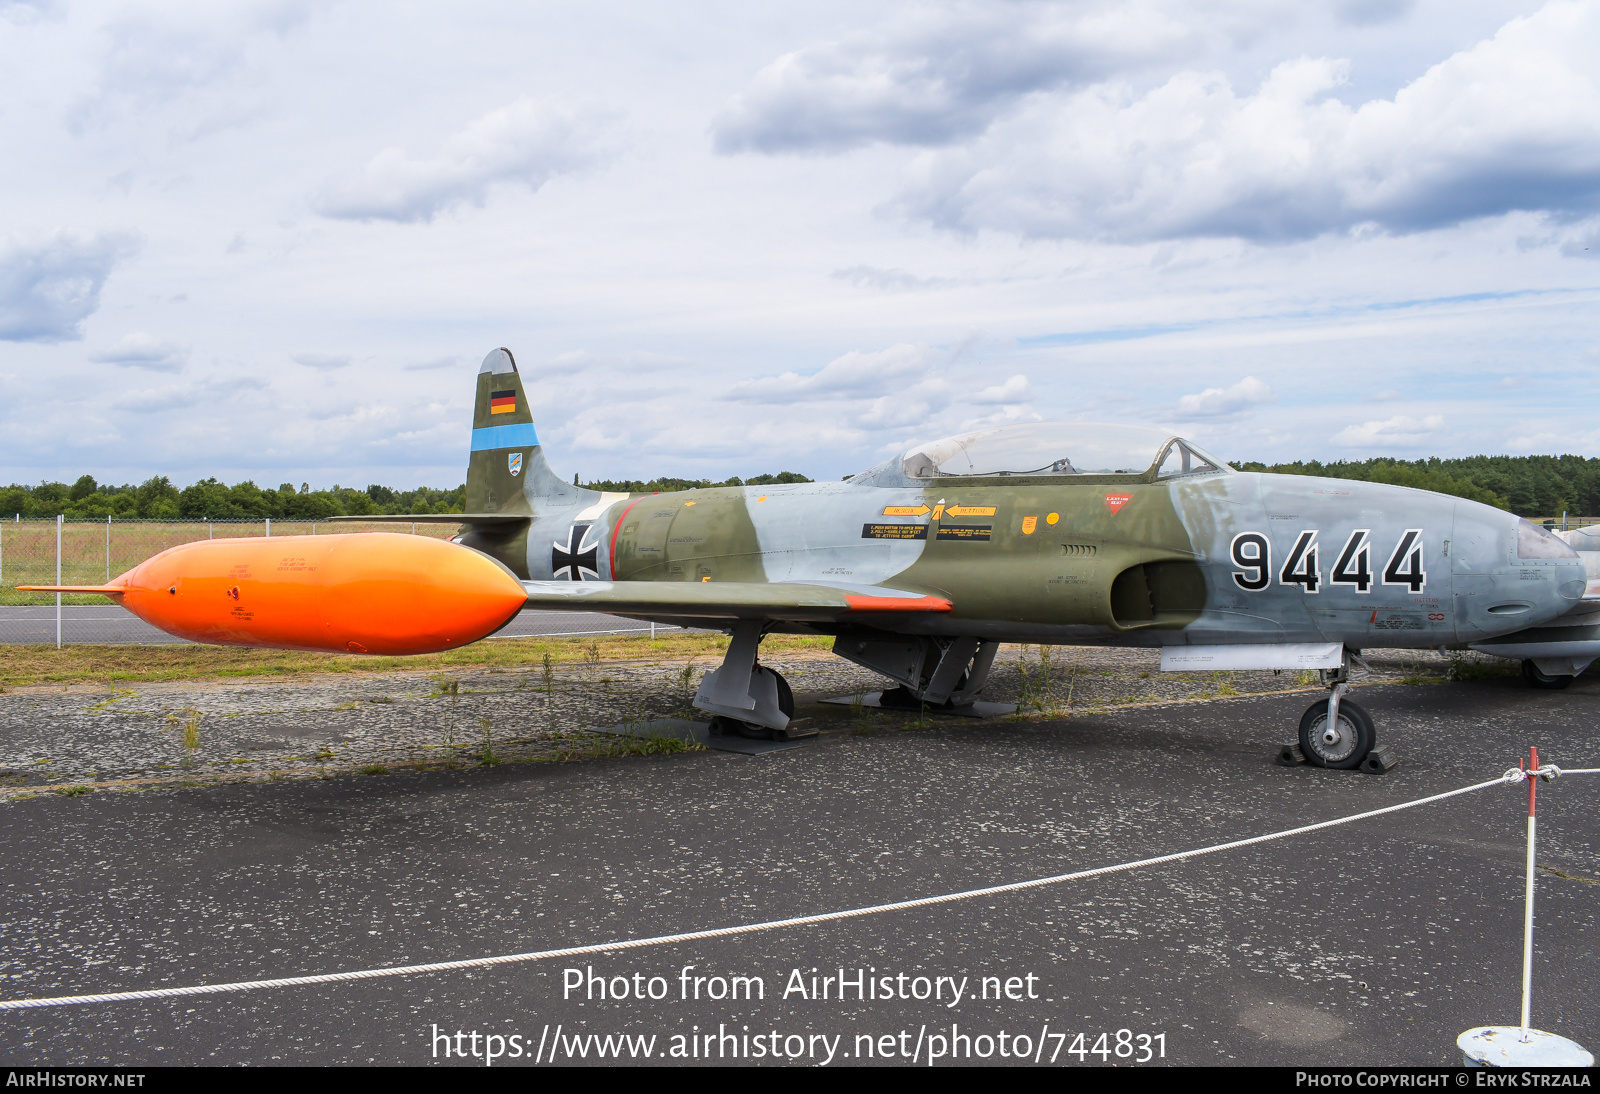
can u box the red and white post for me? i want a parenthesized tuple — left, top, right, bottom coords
(1458, 747, 1592, 1067)
(1520, 747, 1539, 1036)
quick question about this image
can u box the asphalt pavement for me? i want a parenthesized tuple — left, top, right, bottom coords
(0, 606, 668, 645)
(2, 673, 1597, 1066)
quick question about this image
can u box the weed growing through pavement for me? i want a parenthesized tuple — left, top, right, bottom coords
(55, 785, 91, 797)
(169, 708, 202, 756)
(1449, 656, 1510, 682)
(541, 653, 557, 734)
(478, 716, 499, 766)
(359, 765, 388, 776)
(1015, 644, 1062, 716)
(434, 677, 460, 756)
(672, 662, 697, 721)
(590, 732, 694, 758)
(1399, 653, 1431, 685)
(849, 692, 877, 735)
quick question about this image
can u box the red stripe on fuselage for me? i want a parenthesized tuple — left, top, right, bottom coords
(609, 498, 645, 579)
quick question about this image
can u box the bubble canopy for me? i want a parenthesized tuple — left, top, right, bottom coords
(894, 422, 1227, 480)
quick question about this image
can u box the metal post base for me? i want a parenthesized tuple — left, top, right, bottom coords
(1458, 1027, 1593, 1067)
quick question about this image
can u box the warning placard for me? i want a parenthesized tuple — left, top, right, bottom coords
(936, 525, 992, 541)
(861, 524, 929, 540)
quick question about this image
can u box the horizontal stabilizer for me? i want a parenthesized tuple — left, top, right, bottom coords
(520, 580, 951, 623)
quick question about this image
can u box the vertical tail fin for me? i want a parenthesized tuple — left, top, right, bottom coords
(466, 347, 578, 513)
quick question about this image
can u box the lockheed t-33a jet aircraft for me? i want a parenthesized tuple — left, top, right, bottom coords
(29, 348, 1599, 772)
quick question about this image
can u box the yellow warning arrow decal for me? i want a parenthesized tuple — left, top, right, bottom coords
(882, 505, 932, 516)
(945, 505, 997, 517)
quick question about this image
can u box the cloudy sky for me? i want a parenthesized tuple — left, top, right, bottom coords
(3, 0, 1598, 489)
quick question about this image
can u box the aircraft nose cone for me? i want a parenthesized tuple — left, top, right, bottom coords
(1451, 511, 1585, 640)
(1507, 518, 1584, 624)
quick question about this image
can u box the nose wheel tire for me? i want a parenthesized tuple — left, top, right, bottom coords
(1298, 698, 1376, 769)
(1522, 659, 1575, 690)
(720, 667, 796, 740)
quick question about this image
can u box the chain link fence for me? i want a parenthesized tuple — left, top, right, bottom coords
(0, 517, 665, 646)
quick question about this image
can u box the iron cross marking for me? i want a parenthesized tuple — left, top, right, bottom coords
(552, 523, 600, 580)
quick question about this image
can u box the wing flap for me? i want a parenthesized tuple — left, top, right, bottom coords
(520, 580, 950, 622)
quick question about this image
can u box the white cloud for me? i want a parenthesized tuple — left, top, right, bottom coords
(727, 343, 932, 400)
(90, 332, 188, 371)
(120, 375, 268, 414)
(1333, 0, 1416, 26)
(67, 6, 313, 137)
(291, 352, 351, 370)
(0, 233, 138, 343)
(897, 1, 1600, 242)
(713, 0, 1196, 153)
(315, 98, 615, 223)
(972, 373, 1031, 404)
(831, 265, 947, 291)
(2, 0, 58, 25)
(1332, 413, 1444, 446)
(1176, 375, 1272, 417)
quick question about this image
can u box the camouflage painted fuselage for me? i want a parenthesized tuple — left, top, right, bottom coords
(456, 349, 1583, 650)
(474, 465, 1583, 652)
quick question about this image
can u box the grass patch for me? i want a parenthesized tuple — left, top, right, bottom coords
(358, 765, 389, 776)
(596, 733, 697, 757)
(1448, 656, 1513, 682)
(0, 633, 835, 689)
(54, 785, 92, 797)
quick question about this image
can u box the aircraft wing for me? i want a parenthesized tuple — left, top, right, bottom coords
(519, 580, 951, 623)
(327, 514, 528, 526)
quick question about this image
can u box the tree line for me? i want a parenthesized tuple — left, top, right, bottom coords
(0, 470, 816, 520)
(1228, 454, 1600, 517)
(2, 457, 1591, 521)
(0, 476, 466, 521)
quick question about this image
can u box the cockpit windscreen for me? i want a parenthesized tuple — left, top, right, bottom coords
(897, 422, 1223, 479)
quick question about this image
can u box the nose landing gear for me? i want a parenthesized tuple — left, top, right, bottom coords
(1296, 653, 1382, 770)
(1297, 696, 1376, 769)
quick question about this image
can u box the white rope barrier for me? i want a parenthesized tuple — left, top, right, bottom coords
(3, 769, 1558, 1011)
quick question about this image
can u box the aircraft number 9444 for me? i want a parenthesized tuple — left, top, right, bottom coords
(1229, 529, 1426, 595)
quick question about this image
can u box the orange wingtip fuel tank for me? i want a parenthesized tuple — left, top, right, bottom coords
(23, 533, 527, 655)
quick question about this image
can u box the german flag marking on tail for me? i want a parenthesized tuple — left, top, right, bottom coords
(490, 390, 517, 415)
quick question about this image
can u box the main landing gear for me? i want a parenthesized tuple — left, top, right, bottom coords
(694, 621, 807, 741)
(1295, 652, 1391, 772)
(708, 669, 796, 740)
(1522, 659, 1576, 690)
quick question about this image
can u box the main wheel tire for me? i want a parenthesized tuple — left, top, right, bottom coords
(731, 667, 797, 740)
(1298, 697, 1377, 770)
(1522, 659, 1575, 690)
(877, 685, 924, 710)
(772, 668, 795, 719)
